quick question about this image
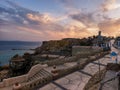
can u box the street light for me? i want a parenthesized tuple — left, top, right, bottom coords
(98, 53, 101, 80)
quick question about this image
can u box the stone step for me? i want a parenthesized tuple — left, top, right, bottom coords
(27, 69, 52, 82)
(27, 69, 44, 82)
(37, 71, 44, 78)
(39, 70, 49, 78)
(41, 69, 52, 78)
(91, 62, 106, 66)
(29, 75, 35, 81)
(78, 70, 92, 77)
(42, 69, 52, 76)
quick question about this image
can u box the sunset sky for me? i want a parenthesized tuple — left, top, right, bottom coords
(0, 0, 120, 41)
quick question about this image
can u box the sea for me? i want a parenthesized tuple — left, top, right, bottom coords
(0, 41, 41, 66)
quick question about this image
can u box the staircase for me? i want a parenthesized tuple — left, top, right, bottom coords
(23, 69, 53, 90)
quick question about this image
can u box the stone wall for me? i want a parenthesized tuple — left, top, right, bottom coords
(3, 75, 27, 87)
(0, 64, 44, 88)
(0, 74, 28, 88)
(72, 46, 102, 56)
(40, 56, 78, 66)
(40, 50, 106, 67)
(27, 64, 43, 78)
(57, 65, 78, 79)
(22, 75, 53, 90)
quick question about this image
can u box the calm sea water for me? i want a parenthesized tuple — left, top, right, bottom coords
(0, 41, 41, 65)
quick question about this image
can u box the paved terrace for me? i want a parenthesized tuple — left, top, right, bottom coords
(39, 41, 120, 90)
(38, 55, 111, 90)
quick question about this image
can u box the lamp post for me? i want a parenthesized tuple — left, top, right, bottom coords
(98, 53, 101, 80)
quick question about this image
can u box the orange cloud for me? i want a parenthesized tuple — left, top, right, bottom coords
(16, 20, 92, 40)
(27, 13, 54, 24)
(98, 18, 120, 36)
(27, 13, 68, 24)
(17, 26, 43, 35)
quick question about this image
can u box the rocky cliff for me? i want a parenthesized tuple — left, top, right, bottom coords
(34, 38, 93, 56)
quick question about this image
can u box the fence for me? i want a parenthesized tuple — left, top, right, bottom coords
(99, 71, 120, 90)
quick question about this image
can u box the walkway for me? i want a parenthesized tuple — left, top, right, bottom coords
(39, 40, 120, 90)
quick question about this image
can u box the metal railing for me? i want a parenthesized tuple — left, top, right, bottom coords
(99, 72, 120, 90)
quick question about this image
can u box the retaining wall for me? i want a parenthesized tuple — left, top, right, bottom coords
(0, 64, 43, 88)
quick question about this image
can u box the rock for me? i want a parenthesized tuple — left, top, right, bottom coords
(34, 38, 104, 56)
(9, 54, 32, 77)
(106, 63, 120, 71)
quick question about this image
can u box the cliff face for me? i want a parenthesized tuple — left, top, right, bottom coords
(35, 38, 83, 56)
(34, 36, 111, 56)
(34, 38, 97, 56)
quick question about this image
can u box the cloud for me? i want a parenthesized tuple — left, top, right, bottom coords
(0, 0, 67, 29)
(98, 18, 120, 36)
(69, 12, 96, 27)
(0, 19, 7, 26)
(57, 0, 76, 9)
(1, 0, 120, 41)
(56, 0, 80, 13)
(68, 7, 120, 37)
(27, 13, 59, 24)
(0, 0, 41, 27)
(100, 0, 120, 12)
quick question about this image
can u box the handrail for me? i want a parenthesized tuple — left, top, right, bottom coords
(99, 72, 120, 90)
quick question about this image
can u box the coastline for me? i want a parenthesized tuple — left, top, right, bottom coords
(0, 41, 41, 66)
(11, 48, 35, 50)
(0, 50, 34, 66)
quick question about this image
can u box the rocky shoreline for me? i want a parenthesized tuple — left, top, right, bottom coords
(11, 48, 35, 50)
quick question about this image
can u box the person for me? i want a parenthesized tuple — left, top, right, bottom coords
(13, 82, 22, 90)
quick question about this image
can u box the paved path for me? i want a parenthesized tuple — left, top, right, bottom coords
(39, 40, 120, 90)
(39, 55, 110, 90)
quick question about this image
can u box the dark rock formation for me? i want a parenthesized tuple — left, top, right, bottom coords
(106, 63, 120, 71)
(9, 53, 32, 77)
(34, 38, 95, 56)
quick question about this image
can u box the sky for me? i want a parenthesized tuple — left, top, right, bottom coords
(0, 0, 120, 41)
